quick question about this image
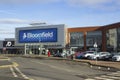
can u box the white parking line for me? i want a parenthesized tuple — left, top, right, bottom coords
(10, 67, 18, 77)
(14, 66, 30, 79)
(94, 77, 114, 80)
(10, 66, 34, 80)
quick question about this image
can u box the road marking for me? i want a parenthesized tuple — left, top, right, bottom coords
(14, 66, 30, 79)
(94, 77, 114, 80)
(10, 66, 34, 80)
(0, 58, 10, 61)
(12, 62, 19, 67)
(0, 65, 13, 69)
(0, 61, 18, 69)
(101, 75, 120, 79)
(0, 57, 10, 61)
(10, 67, 18, 77)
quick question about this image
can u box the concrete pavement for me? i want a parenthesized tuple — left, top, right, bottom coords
(67, 58, 120, 71)
(78, 59, 120, 69)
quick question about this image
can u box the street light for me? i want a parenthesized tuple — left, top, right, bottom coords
(39, 36, 42, 55)
(93, 42, 98, 64)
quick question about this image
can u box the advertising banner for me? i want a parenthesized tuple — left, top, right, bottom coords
(19, 28, 57, 43)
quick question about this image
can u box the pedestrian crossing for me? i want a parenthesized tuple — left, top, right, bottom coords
(85, 71, 120, 80)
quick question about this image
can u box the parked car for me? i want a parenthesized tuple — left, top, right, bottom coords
(53, 50, 74, 58)
(83, 51, 96, 59)
(112, 53, 120, 61)
(75, 52, 86, 59)
(53, 52, 61, 57)
(90, 52, 112, 60)
(61, 52, 67, 58)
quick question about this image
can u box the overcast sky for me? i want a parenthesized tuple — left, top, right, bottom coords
(0, 0, 120, 40)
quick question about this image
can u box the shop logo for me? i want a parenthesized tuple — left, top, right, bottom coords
(6, 41, 12, 47)
(22, 32, 54, 39)
(23, 33, 27, 39)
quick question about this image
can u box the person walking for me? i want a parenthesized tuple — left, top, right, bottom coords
(47, 50, 51, 57)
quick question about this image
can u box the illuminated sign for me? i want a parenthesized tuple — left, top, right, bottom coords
(19, 28, 57, 43)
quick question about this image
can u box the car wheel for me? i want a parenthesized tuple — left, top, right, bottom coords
(96, 57, 99, 60)
(87, 56, 91, 59)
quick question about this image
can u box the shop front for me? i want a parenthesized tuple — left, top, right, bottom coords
(15, 24, 67, 55)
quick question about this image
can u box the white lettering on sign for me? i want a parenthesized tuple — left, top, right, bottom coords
(23, 33, 27, 39)
(23, 32, 53, 39)
(6, 41, 12, 46)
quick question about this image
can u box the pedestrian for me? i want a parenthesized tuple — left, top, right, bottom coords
(71, 54, 73, 60)
(47, 50, 51, 57)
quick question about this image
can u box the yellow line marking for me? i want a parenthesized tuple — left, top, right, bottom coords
(0, 62, 19, 69)
(0, 58, 10, 61)
(12, 62, 19, 67)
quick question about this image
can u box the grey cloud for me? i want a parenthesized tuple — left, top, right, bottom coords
(0, 18, 29, 24)
(0, 18, 45, 24)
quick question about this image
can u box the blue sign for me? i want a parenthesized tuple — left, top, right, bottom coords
(19, 28, 57, 43)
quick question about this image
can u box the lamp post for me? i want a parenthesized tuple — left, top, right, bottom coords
(93, 42, 98, 64)
(39, 36, 42, 55)
(24, 43, 26, 55)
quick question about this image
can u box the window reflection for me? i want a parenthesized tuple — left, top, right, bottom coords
(86, 31, 102, 51)
(70, 32, 84, 47)
(106, 29, 117, 52)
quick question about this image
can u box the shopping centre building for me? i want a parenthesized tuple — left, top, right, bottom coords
(15, 24, 67, 54)
(68, 22, 120, 52)
(0, 22, 120, 54)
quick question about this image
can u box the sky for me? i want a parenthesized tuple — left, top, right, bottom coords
(0, 0, 120, 40)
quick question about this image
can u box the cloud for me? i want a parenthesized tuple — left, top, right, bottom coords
(0, 0, 119, 9)
(0, 0, 120, 11)
(66, 0, 110, 5)
(0, 31, 14, 34)
(65, 0, 120, 10)
(0, 18, 46, 25)
(0, 10, 16, 15)
(0, 0, 60, 4)
(0, 18, 29, 24)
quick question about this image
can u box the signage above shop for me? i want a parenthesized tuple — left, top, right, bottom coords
(3, 41, 15, 47)
(19, 28, 57, 43)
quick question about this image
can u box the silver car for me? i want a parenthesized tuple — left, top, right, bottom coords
(90, 52, 112, 60)
(112, 53, 120, 61)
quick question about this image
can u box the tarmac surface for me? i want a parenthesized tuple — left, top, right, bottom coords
(0, 54, 120, 80)
(0, 56, 13, 68)
(0, 54, 120, 70)
(20, 54, 120, 71)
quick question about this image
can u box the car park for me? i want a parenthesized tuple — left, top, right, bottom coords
(90, 52, 112, 60)
(112, 53, 120, 61)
